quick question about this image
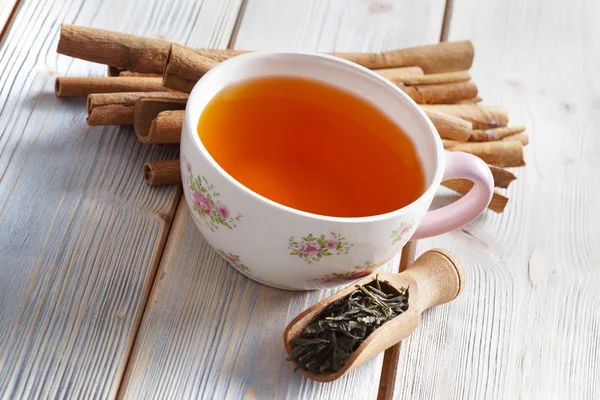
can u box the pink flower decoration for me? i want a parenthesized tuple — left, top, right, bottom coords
(289, 232, 350, 263)
(215, 201, 230, 219)
(192, 188, 203, 205)
(193, 189, 212, 215)
(186, 161, 192, 174)
(321, 270, 372, 284)
(224, 254, 238, 265)
(298, 242, 321, 255)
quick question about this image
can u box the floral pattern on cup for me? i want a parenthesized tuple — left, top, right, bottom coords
(217, 249, 250, 273)
(185, 171, 242, 232)
(391, 222, 413, 246)
(288, 232, 352, 264)
(313, 260, 382, 285)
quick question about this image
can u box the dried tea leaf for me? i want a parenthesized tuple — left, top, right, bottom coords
(289, 277, 409, 374)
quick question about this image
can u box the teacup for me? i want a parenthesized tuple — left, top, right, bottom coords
(181, 52, 493, 290)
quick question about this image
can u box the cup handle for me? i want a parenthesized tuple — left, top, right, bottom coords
(412, 151, 494, 239)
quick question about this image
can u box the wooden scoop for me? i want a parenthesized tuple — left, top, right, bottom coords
(283, 248, 465, 382)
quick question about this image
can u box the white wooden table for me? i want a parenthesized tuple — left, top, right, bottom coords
(0, 0, 598, 399)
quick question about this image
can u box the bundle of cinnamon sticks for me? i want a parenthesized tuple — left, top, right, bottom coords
(56, 24, 528, 213)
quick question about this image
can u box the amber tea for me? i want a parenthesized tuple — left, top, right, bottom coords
(197, 76, 425, 217)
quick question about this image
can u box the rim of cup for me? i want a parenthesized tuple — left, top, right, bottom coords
(184, 51, 445, 224)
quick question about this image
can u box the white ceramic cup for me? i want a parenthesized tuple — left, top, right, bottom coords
(181, 52, 493, 290)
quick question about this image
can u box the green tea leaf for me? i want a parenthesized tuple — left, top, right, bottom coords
(288, 277, 408, 375)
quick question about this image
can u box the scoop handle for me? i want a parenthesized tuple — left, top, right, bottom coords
(404, 249, 465, 310)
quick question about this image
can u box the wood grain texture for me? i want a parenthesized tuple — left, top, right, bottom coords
(0, 0, 243, 398)
(121, 1, 447, 398)
(234, 0, 446, 51)
(396, 0, 600, 398)
(121, 202, 401, 399)
(0, 1, 19, 41)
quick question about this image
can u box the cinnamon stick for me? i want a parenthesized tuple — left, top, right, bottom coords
(501, 133, 529, 146)
(423, 109, 472, 141)
(107, 66, 121, 76)
(421, 105, 508, 129)
(331, 41, 474, 73)
(162, 44, 218, 93)
(148, 110, 185, 144)
(144, 160, 181, 185)
(117, 71, 161, 78)
(455, 96, 482, 104)
(442, 180, 508, 213)
(489, 165, 516, 189)
(374, 66, 424, 81)
(58, 24, 173, 74)
(55, 76, 167, 97)
(139, 108, 472, 143)
(442, 140, 525, 167)
(87, 92, 187, 126)
(134, 98, 187, 143)
(162, 43, 478, 98)
(399, 81, 478, 104)
(103, 48, 248, 75)
(87, 92, 141, 126)
(59, 25, 474, 74)
(469, 126, 526, 142)
(196, 43, 472, 72)
(107, 66, 162, 77)
(378, 69, 470, 86)
(402, 71, 471, 86)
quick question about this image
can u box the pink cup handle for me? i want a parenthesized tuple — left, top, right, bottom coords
(412, 151, 494, 239)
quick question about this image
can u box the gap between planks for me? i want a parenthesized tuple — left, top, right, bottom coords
(439, 0, 454, 42)
(0, 0, 22, 45)
(115, 186, 182, 399)
(227, 0, 250, 50)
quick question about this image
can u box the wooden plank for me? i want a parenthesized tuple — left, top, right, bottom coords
(121, 202, 402, 399)
(0, 0, 243, 398)
(121, 0, 446, 398)
(235, 0, 446, 51)
(395, 0, 600, 398)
